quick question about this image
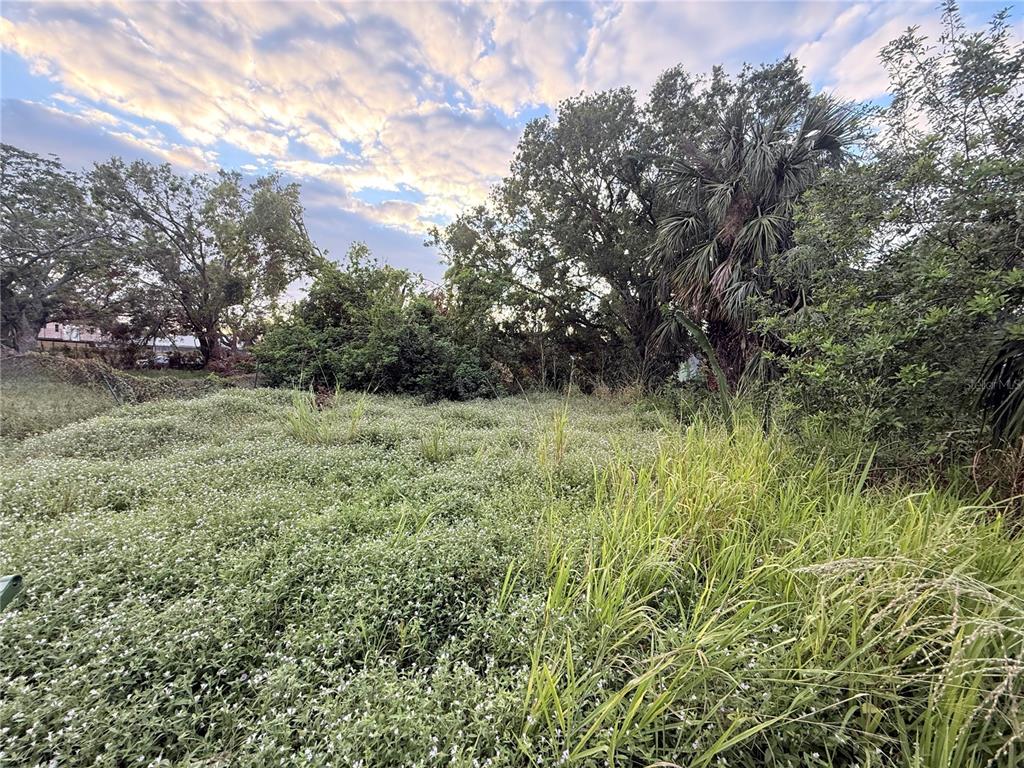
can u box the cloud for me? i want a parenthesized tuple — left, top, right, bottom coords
(578, 1, 839, 97)
(792, 3, 936, 101)
(0, 98, 215, 170)
(3, 0, 1012, 274)
(0, 97, 442, 280)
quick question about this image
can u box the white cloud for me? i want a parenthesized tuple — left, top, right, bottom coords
(578, 1, 839, 97)
(793, 3, 942, 101)
(2, 0, 1005, 243)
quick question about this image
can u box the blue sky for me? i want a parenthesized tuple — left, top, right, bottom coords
(0, 1, 1015, 281)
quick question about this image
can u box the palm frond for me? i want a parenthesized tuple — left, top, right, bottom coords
(707, 181, 736, 227)
(672, 240, 718, 297)
(981, 335, 1024, 445)
(654, 212, 704, 258)
(734, 212, 787, 263)
(799, 96, 859, 162)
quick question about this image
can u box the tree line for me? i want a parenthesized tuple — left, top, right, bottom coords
(1, 152, 317, 363)
(2, 2, 1021, 465)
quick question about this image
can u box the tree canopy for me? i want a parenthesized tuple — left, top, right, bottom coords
(91, 160, 318, 363)
(0, 145, 120, 351)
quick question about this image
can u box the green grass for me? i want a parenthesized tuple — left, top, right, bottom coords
(133, 368, 212, 380)
(0, 372, 116, 444)
(0, 386, 1021, 766)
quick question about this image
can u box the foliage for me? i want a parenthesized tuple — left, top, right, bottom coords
(2, 386, 1021, 766)
(435, 87, 666, 389)
(655, 90, 859, 382)
(283, 388, 369, 446)
(657, 307, 734, 429)
(983, 335, 1024, 446)
(762, 2, 1024, 463)
(0, 144, 122, 351)
(255, 245, 496, 400)
(90, 159, 318, 363)
(523, 419, 1023, 767)
(434, 58, 852, 390)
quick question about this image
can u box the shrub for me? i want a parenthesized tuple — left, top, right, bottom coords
(255, 246, 497, 401)
(760, 5, 1024, 469)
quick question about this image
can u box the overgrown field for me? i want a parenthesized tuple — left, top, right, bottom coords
(1, 386, 1022, 767)
(0, 374, 115, 442)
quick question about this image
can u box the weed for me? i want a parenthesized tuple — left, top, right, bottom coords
(284, 388, 332, 444)
(1, 387, 1020, 766)
(537, 393, 571, 470)
(347, 391, 368, 441)
(421, 423, 456, 463)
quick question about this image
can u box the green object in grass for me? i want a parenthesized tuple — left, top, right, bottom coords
(0, 575, 23, 611)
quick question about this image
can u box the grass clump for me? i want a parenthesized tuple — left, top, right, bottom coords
(421, 423, 456, 463)
(284, 388, 368, 445)
(537, 395, 571, 471)
(0, 386, 1021, 766)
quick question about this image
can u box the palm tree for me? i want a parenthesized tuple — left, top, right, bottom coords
(654, 96, 858, 384)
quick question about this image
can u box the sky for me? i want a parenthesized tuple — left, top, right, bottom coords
(0, 1, 1015, 281)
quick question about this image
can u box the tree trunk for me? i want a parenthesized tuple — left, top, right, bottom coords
(622, 281, 672, 390)
(197, 332, 221, 366)
(10, 311, 44, 353)
(706, 316, 747, 390)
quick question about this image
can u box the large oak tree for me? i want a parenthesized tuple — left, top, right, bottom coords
(91, 160, 318, 364)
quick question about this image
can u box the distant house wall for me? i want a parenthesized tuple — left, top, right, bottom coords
(37, 322, 111, 353)
(35, 322, 202, 364)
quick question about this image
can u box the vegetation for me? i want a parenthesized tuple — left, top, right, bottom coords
(2, 384, 1022, 766)
(0, 372, 114, 442)
(760, 5, 1024, 464)
(0, 145, 119, 351)
(2, 3, 1020, 467)
(0, 148, 318, 362)
(1, 4, 1023, 765)
(255, 245, 495, 400)
(0, 355, 226, 448)
(91, 159, 319, 363)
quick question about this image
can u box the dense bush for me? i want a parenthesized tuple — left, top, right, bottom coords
(255, 246, 497, 400)
(760, 5, 1024, 466)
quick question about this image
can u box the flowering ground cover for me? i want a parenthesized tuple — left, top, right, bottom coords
(1, 388, 1022, 766)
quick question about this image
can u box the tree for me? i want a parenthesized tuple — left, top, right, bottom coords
(255, 244, 493, 400)
(0, 144, 117, 351)
(436, 88, 672, 388)
(90, 160, 317, 364)
(654, 64, 858, 384)
(763, 1, 1024, 461)
(437, 59, 845, 390)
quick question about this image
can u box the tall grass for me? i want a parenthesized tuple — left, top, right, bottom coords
(538, 393, 571, 470)
(1, 375, 115, 444)
(283, 387, 368, 444)
(346, 391, 368, 441)
(522, 417, 1024, 766)
(420, 422, 456, 463)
